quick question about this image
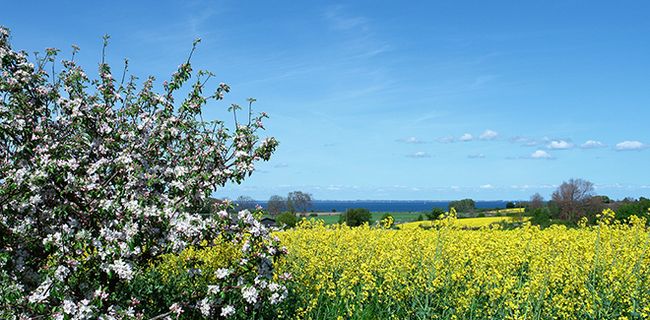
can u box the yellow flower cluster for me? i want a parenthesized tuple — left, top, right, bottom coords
(275, 212, 650, 319)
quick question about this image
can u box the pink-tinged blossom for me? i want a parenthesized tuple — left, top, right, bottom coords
(169, 303, 183, 316)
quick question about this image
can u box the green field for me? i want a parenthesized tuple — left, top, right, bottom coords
(301, 212, 529, 228)
(301, 211, 427, 225)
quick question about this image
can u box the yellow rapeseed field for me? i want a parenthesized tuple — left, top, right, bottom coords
(275, 210, 650, 319)
(399, 216, 530, 229)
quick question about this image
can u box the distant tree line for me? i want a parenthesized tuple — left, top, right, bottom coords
(523, 178, 650, 227)
(266, 191, 313, 215)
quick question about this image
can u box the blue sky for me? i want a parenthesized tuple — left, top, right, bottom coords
(3, 1, 649, 200)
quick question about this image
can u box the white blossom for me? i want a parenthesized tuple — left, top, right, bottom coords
(108, 259, 133, 280)
(198, 298, 211, 316)
(27, 278, 52, 303)
(241, 286, 258, 304)
(220, 305, 235, 317)
(62, 300, 75, 314)
(215, 268, 231, 279)
(54, 265, 70, 282)
(207, 285, 220, 295)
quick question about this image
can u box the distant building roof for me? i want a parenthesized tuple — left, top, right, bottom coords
(260, 217, 276, 227)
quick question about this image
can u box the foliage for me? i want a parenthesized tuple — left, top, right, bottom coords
(0, 28, 286, 319)
(426, 207, 446, 220)
(379, 213, 394, 229)
(275, 212, 298, 228)
(448, 198, 476, 213)
(529, 207, 552, 227)
(338, 208, 372, 227)
(276, 210, 650, 319)
(616, 198, 650, 223)
(267, 195, 286, 216)
(128, 237, 289, 319)
(286, 191, 312, 213)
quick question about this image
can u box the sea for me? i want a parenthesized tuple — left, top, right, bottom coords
(255, 200, 510, 213)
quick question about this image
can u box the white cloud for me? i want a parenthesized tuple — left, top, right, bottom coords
(479, 129, 499, 140)
(480, 184, 494, 189)
(407, 151, 431, 158)
(459, 133, 473, 142)
(547, 140, 574, 150)
(468, 153, 485, 159)
(531, 150, 553, 159)
(580, 140, 606, 149)
(436, 136, 455, 143)
(615, 140, 647, 151)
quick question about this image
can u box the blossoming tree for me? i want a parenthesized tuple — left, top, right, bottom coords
(0, 27, 287, 319)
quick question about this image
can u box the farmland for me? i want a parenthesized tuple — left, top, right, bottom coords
(274, 211, 650, 319)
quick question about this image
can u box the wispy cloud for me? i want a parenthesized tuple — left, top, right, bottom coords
(480, 184, 494, 189)
(324, 5, 369, 31)
(510, 136, 540, 147)
(530, 150, 553, 159)
(547, 140, 574, 150)
(615, 140, 647, 151)
(406, 151, 431, 158)
(396, 136, 426, 144)
(479, 129, 499, 140)
(580, 140, 606, 149)
(468, 153, 486, 159)
(273, 163, 289, 168)
(436, 136, 456, 143)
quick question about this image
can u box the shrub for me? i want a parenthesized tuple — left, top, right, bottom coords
(530, 207, 552, 227)
(339, 208, 372, 227)
(379, 213, 394, 228)
(0, 28, 286, 319)
(427, 207, 446, 220)
(276, 212, 298, 228)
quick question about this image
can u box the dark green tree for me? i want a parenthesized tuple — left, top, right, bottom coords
(339, 208, 372, 227)
(427, 208, 446, 220)
(276, 212, 298, 228)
